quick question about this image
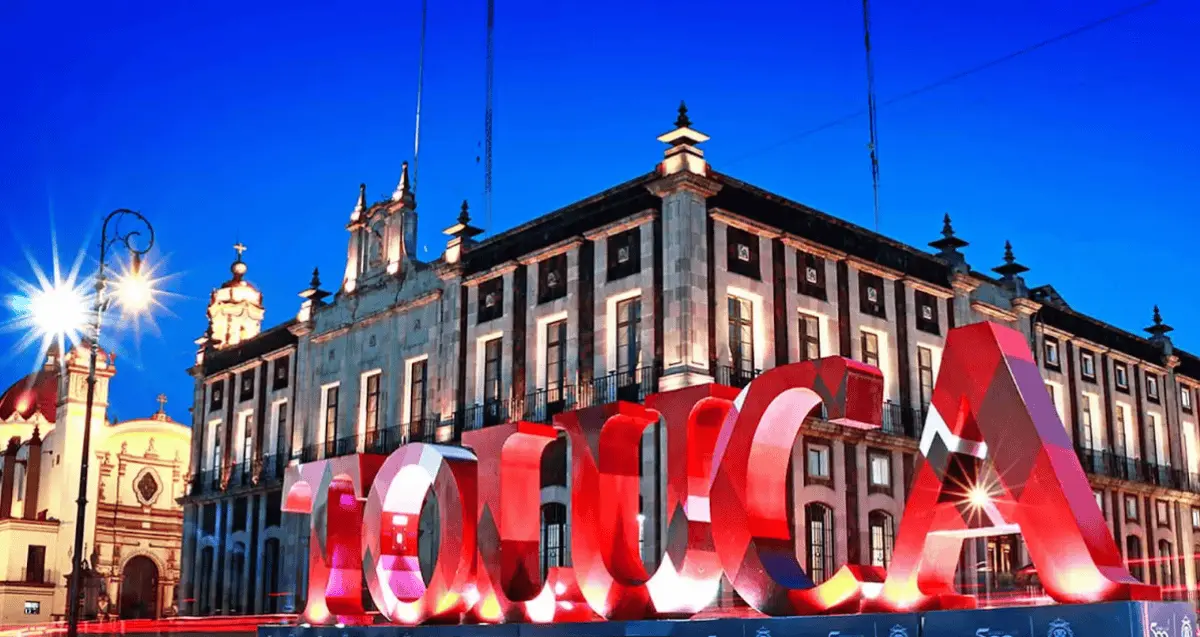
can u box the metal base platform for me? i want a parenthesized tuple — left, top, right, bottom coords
(259, 601, 1196, 637)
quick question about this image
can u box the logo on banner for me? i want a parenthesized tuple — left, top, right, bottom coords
(887, 626, 909, 637)
(1183, 617, 1194, 637)
(1150, 623, 1171, 637)
(1048, 619, 1075, 637)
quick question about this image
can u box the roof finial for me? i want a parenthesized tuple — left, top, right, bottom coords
(392, 161, 414, 204)
(928, 212, 968, 261)
(941, 213, 954, 237)
(992, 239, 1028, 280)
(231, 242, 248, 280)
(1145, 305, 1174, 339)
(675, 100, 691, 129)
(351, 183, 367, 221)
(459, 200, 471, 225)
(310, 267, 321, 289)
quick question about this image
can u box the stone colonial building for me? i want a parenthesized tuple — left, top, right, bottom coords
(0, 344, 190, 625)
(179, 105, 1200, 617)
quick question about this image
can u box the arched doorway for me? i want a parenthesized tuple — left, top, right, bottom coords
(119, 556, 159, 619)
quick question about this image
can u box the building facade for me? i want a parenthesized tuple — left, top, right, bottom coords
(179, 106, 1200, 617)
(0, 344, 190, 625)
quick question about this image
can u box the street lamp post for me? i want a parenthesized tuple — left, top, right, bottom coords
(65, 209, 155, 637)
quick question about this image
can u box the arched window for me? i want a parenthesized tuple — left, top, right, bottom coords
(805, 503, 835, 584)
(1125, 535, 1144, 582)
(1158, 540, 1174, 587)
(868, 510, 894, 568)
(541, 502, 568, 578)
(229, 543, 247, 614)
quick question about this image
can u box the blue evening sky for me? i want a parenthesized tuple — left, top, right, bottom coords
(0, 0, 1195, 423)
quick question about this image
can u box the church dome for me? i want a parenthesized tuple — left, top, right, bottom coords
(0, 367, 59, 423)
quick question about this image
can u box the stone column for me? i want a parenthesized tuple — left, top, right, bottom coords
(649, 173, 721, 391)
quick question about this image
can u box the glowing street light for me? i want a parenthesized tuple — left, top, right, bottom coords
(62, 209, 157, 637)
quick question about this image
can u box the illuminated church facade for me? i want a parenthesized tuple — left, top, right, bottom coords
(179, 107, 1200, 617)
(0, 344, 191, 625)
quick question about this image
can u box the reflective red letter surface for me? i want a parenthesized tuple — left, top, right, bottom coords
(282, 455, 385, 626)
(362, 443, 478, 624)
(709, 357, 885, 615)
(873, 322, 1159, 611)
(554, 386, 737, 620)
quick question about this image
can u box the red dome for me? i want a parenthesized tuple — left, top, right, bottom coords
(0, 367, 59, 423)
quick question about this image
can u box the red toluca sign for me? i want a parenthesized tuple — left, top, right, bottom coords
(282, 322, 1159, 626)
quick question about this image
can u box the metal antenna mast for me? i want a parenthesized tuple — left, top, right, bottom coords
(862, 0, 882, 232)
(412, 0, 428, 193)
(484, 0, 495, 233)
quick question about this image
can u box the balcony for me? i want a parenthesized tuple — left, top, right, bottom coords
(580, 366, 659, 407)
(1074, 447, 1190, 492)
(457, 399, 516, 434)
(716, 365, 760, 389)
(521, 385, 577, 424)
(365, 419, 440, 455)
(881, 401, 924, 440)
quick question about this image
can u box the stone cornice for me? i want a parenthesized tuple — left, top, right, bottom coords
(951, 272, 982, 294)
(582, 209, 658, 240)
(644, 171, 723, 198)
(1011, 297, 1043, 316)
(846, 256, 903, 281)
(709, 209, 783, 239)
(516, 237, 584, 265)
(781, 235, 847, 261)
(463, 261, 518, 286)
(311, 290, 442, 344)
(971, 300, 1018, 323)
(903, 277, 954, 299)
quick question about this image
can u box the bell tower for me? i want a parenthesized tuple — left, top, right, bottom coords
(205, 243, 265, 348)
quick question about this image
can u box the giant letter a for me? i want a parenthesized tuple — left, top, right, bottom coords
(873, 321, 1158, 611)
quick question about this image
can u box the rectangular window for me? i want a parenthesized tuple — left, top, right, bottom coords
(806, 442, 831, 480)
(728, 295, 755, 377)
(483, 338, 503, 403)
(323, 385, 340, 448)
(1147, 374, 1160, 402)
(1150, 413, 1167, 466)
(1093, 489, 1105, 513)
(209, 381, 224, 413)
(860, 330, 880, 369)
(537, 254, 568, 304)
(363, 373, 381, 436)
(616, 298, 641, 374)
(1182, 387, 1193, 413)
(726, 226, 761, 279)
(918, 347, 935, 410)
(1156, 500, 1171, 528)
(240, 413, 253, 469)
(240, 372, 254, 402)
(273, 355, 290, 391)
(211, 425, 223, 473)
(24, 545, 45, 583)
(1125, 494, 1138, 522)
(797, 251, 827, 301)
(1114, 362, 1129, 392)
(868, 451, 891, 493)
(477, 277, 505, 324)
(546, 320, 567, 394)
(606, 227, 641, 282)
(858, 272, 886, 318)
(798, 313, 821, 362)
(1043, 337, 1061, 370)
(914, 290, 940, 335)
(1046, 383, 1059, 420)
(23, 601, 39, 616)
(409, 360, 427, 424)
(274, 401, 288, 457)
(1192, 507, 1200, 531)
(1115, 404, 1128, 455)
(1080, 396, 1094, 450)
(1080, 350, 1097, 382)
